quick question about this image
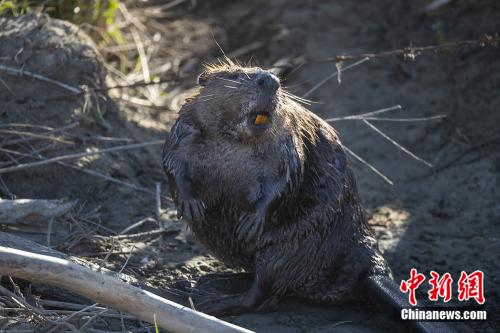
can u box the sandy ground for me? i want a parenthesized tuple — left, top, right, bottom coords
(1, 1, 499, 332)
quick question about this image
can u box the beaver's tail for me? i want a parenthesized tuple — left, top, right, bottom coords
(364, 275, 461, 333)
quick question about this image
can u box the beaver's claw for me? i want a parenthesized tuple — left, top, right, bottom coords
(177, 195, 205, 224)
(237, 210, 265, 243)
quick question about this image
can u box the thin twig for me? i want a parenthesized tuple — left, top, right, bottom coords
(77, 250, 142, 257)
(326, 111, 446, 123)
(341, 144, 394, 185)
(102, 228, 174, 241)
(410, 134, 500, 180)
(130, 28, 151, 85)
(434, 135, 500, 172)
(59, 162, 172, 202)
(117, 252, 133, 275)
(362, 119, 433, 167)
(0, 146, 171, 201)
(0, 64, 82, 93)
(423, 0, 453, 12)
(227, 41, 264, 59)
(0, 140, 164, 175)
(118, 2, 147, 31)
(0, 122, 79, 130)
(358, 115, 446, 122)
(79, 308, 110, 331)
(0, 129, 73, 145)
(155, 182, 162, 222)
(46, 303, 99, 333)
(98, 238, 116, 271)
(47, 218, 54, 248)
(0, 284, 78, 332)
(302, 57, 369, 98)
(39, 300, 103, 311)
(156, 0, 190, 11)
(320, 34, 500, 62)
(325, 105, 402, 122)
(0, 75, 13, 94)
(119, 217, 156, 235)
(4, 307, 137, 320)
(23, 76, 174, 103)
(0, 285, 44, 319)
(0, 124, 80, 149)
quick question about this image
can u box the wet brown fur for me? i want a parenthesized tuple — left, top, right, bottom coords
(163, 62, 391, 314)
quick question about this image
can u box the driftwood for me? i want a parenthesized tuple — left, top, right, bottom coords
(0, 199, 75, 257)
(0, 232, 254, 333)
(0, 199, 74, 224)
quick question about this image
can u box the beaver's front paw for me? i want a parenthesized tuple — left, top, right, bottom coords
(176, 194, 205, 224)
(237, 210, 265, 243)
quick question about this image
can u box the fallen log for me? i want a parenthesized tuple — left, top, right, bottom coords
(0, 231, 180, 302)
(0, 199, 74, 224)
(0, 233, 254, 333)
(0, 199, 75, 247)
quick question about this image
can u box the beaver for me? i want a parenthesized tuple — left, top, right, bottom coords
(162, 61, 458, 333)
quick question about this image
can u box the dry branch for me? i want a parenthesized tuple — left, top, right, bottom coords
(410, 134, 500, 181)
(302, 57, 369, 98)
(0, 231, 185, 305)
(321, 34, 499, 62)
(0, 147, 172, 202)
(324, 105, 403, 122)
(0, 140, 164, 175)
(0, 64, 82, 93)
(0, 240, 254, 333)
(341, 145, 394, 185)
(362, 119, 432, 167)
(0, 199, 74, 225)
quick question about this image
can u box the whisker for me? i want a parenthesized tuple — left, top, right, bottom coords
(224, 85, 238, 89)
(284, 95, 312, 105)
(283, 93, 322, 106)
(282, 91, 321, 105)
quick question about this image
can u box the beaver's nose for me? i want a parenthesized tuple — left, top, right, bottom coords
(256, 72, 280, 92)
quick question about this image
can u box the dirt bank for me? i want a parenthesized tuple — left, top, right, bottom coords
(1, 1, 498, 332)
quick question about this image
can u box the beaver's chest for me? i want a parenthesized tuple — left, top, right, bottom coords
(186, 139, 282, 269)
(188, 140, 280, 209)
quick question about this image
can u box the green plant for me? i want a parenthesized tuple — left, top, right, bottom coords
(0, 0, 122, 43)
(0, 0, 30, 16)
(154, 313, 160, 333)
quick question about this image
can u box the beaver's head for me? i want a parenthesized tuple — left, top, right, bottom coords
(190, 62, 283, 141)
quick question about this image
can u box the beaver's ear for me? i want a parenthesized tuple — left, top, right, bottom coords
(197, 72, 209, 86)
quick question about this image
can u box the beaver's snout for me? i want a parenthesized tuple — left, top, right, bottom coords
(255, 72, 280, 92)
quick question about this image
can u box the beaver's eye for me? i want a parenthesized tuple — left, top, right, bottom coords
(227, 73, 239, 80)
